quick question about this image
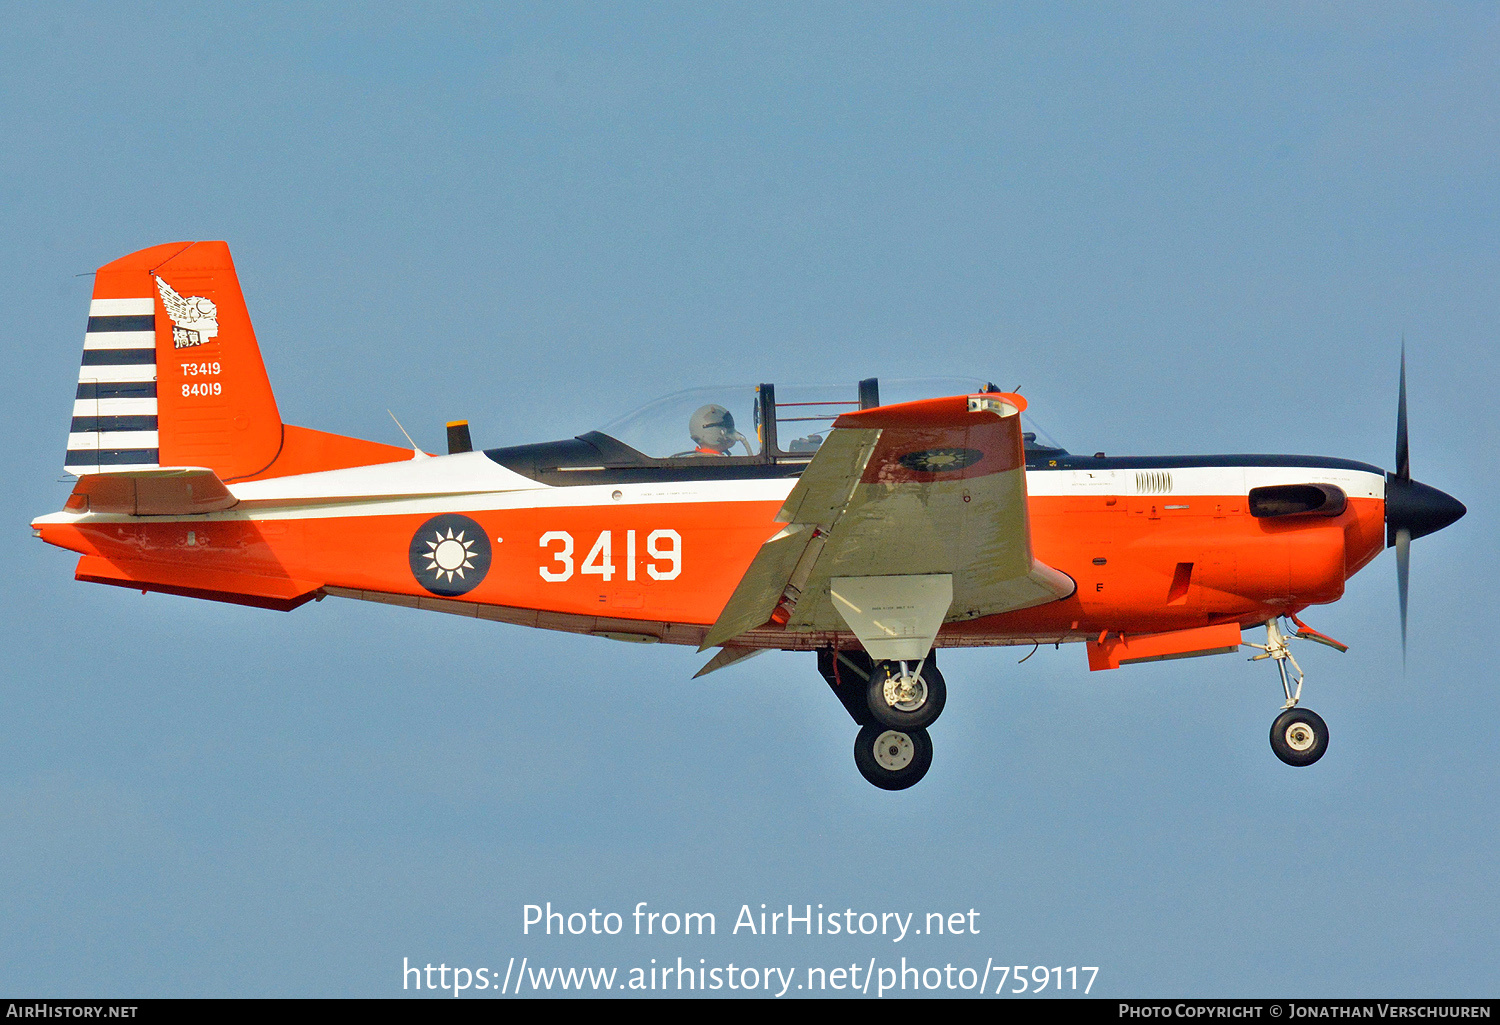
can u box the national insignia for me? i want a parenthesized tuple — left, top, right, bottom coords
(408, 514, 492, 597)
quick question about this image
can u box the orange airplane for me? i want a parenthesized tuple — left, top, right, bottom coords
(34, 242, 1467, 789)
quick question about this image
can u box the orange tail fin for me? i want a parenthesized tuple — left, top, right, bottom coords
(67, 241, 410, 482)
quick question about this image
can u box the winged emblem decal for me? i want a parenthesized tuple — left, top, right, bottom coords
(154, 276, 219, 348)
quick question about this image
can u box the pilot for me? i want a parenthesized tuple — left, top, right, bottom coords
(689, 404, 749, 456)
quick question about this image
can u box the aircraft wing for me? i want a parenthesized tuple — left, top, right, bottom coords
(702, 393, 1074, 661)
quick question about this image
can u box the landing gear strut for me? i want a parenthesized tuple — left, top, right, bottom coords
(1246, 618, 1334, 767)
(818, 648, 940, 789)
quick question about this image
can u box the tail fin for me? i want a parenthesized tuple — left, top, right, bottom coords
(67, 241, 409, 482)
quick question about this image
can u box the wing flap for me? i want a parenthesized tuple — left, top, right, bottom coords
(693, 645, 769, 678)
(701, 524, 818, 650)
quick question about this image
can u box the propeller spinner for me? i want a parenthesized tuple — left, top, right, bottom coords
(1384, 347, 1466, 656)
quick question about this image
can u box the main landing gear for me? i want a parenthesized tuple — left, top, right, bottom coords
(1246, 617, 1339, 767)
(868, 658, 947, 730)
(818, 648, 946, 789)
(854, 724, 934, 791)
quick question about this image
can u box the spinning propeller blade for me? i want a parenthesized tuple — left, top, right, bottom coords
(1395, 527, 1410, 662)
(1382, 346, 1465, 662)
(1395, 342, 1409, 482)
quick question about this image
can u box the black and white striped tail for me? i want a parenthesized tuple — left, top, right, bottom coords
(66, 298, 160, 475)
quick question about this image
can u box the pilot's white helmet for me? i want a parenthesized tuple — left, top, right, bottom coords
(690, 404, 737, 453)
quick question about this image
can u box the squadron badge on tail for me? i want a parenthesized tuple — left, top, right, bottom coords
(154, 276, 219, 348)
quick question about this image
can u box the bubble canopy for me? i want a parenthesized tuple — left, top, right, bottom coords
(601, 386, 763, 460)
(595, 378, 1065, 461)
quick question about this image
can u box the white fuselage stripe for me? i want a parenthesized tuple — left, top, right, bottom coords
(63, 462, 161, 475)
(66, 431, 161, 450)
(39, 461, 1388, 527)
(82, 331, 156, 350)
(73, 398, 159, 417)
(77, 364, 157, 383)
(1023, 466, 1385, 500)
(89, 298, 155, 316)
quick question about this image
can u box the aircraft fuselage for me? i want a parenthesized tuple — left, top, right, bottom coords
(33, 451, 1388, 654)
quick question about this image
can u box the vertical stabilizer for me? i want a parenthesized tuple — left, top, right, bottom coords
(68, 241, 282, 480)
(66, 241, 411, 483)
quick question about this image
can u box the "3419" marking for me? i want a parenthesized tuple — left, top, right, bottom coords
(539, 529, 681, 582)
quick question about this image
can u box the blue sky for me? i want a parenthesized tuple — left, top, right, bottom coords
(2, 2, 1495, 997)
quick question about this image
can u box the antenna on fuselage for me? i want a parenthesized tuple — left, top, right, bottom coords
(387, 410, 429, 457)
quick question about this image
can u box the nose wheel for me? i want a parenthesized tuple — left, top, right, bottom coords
(1269, 707, 1329, 766)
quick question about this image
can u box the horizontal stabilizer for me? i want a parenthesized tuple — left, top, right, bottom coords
(67, 467, 237, 516)
(75, 555, 320, 612)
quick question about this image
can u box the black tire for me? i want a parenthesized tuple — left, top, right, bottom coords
(1269, 707, 1329, 767)
(866, 660, 947, 730)
(853, 724, 933, 790)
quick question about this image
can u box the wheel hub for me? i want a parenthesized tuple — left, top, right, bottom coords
(882, 672, 928, 712)
(872, 730, 915, 771)
(1284, 722, 1316, 752)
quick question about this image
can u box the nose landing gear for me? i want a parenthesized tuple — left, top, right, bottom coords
(1246, 617, 1342, 767)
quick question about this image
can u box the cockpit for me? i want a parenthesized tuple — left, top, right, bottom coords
(596, 380, 880, 461)
(484, 377, 1068, 484)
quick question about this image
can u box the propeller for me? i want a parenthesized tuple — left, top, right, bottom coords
(1395, 525, 1410, 661)
(1395, 343, 1411, 660)
(1383, 345, 1466, 660)
(1395, 342, 1409, 481)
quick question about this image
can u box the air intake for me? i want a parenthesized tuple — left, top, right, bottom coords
(1248, 483, 1346, 519)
